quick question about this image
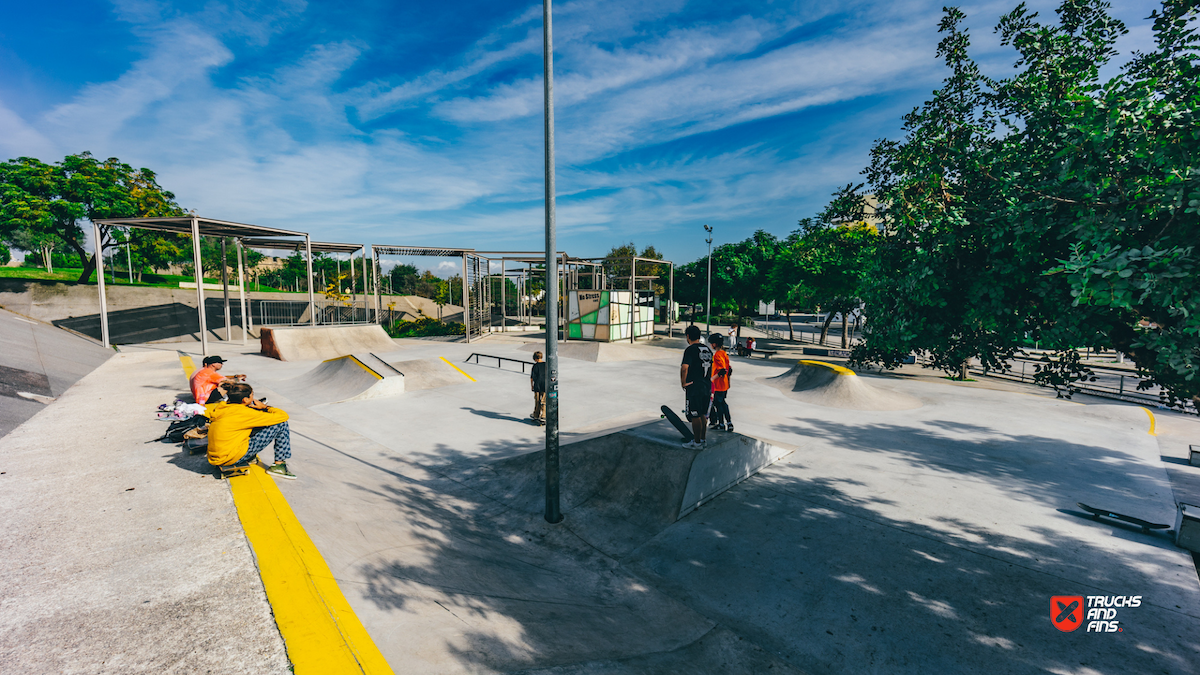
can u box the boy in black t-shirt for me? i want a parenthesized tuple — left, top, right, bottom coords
(679, 325, 713, 448)
(530, 351, 547, 426)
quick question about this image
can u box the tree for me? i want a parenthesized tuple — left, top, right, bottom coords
(706, 230, 779, 337)
(390, 264, 420, 295)
(604, 243, 666, 292)
(0, 153, 185, 284)
(772, 194, 880, 347)
(848, 0, 1200, 402)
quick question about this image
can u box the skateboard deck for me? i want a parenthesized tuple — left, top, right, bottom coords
(1077, 502, 1169, 532)
(661, 405, 694, 443)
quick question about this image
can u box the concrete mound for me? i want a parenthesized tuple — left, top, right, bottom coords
(762, 360, 921, 411)
(260, 324, 396, 361)
(518, 341, 676, 363)
(387, 357, 473, 391)
(457, 420, 792, 556)
(271, 353, 404, 406)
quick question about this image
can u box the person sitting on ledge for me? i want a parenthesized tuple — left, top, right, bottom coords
(206, 382, 295, 479)
(189, 355, 245, 404)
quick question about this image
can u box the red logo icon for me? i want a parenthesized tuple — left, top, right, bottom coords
(1051, 596, 1084, 632)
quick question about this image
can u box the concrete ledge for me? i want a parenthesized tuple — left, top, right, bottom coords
(260, 324, 396, 361)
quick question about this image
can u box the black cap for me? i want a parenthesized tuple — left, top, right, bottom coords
(203, 356, 226, 365)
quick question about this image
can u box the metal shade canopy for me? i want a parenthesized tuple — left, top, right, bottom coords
(89, 215, 318, 356)
(242, 238, 363, 255)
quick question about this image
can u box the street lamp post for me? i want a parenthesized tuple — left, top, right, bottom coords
(704, 224, 713, 336)
(542, 0, 563, 524)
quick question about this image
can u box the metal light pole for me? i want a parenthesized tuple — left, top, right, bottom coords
(542, 0, 562, 524)
(704, 224, 713, 336)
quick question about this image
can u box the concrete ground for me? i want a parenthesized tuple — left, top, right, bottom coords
(128, 332, 1200, 674)
(5, 323, 1199, 674)
(0, 349, 288, 674)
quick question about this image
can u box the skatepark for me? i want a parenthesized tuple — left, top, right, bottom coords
(3, 308, 1200, 675)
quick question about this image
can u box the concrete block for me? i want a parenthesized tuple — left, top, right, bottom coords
(1189, 444, 1200, 467)
(1175, 503, 1200, 553)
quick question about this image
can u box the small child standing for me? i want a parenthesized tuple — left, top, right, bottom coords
(530, 351, 547, 426)
(708, 334, 733, 431)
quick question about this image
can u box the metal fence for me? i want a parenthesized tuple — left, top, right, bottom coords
(258, 300, 375, 327)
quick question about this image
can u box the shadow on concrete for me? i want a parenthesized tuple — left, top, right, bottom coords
(319, 415, 1200, 674)
(460, 406, 533, 425)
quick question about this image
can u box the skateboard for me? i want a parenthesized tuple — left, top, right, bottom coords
(1077, 502, 1170, 532)
(217, 465, 249, 480)
(661, 405, 694, 443)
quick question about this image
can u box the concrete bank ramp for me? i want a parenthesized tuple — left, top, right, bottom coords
(271, 353, 404, 406)
(259, 324, 396, 361)
(518, 340, 677, 362)
(762, 359, 921, 411)
(458, 420, 792, 556)
(386, 357, 472, 391)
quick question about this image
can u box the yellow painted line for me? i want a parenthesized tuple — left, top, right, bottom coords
(322, 355, 384, 380)
(441, 356, 477, 382)
(228, 465, 393, 675)
(178, 351, 197, 380)
(799, 359, 855, 376)
(1142, 407, 1157, 436)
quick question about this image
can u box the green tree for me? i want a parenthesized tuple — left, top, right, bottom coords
(706, 230, 779, 336)
(604, 243, 666, 292)
(0, 152, 185, 284)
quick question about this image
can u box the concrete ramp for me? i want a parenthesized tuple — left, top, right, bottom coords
(387, 357, 472, 391)
(761, 359, 921, 411)
(457, 420, 792, 556)
(271, 353, 404, 406)
(260, 325, 396, 361)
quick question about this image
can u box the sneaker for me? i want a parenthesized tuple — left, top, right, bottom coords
(726, 423, 734, 432)
(682, 439, 702, 449)
(265, 462, 297, 480)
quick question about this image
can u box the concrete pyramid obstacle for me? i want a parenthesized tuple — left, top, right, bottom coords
(387, 357, 474, 391)
(762, 360, 922, 411)
(271, 353, 405, 406)
(457, 420, 792, 557)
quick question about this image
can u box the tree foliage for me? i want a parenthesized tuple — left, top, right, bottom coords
(0, 152, 185, 283)
(849, 0, 1200, 405)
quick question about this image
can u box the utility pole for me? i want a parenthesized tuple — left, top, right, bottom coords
(542, 0, 562, 524)
(704, 224, 713, 336)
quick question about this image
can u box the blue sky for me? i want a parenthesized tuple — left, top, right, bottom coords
(0, 0, 1164, 269)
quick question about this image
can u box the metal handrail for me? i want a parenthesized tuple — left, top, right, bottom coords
(465, 353, 536, 373)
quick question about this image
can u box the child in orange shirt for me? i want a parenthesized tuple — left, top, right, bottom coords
(708, 334, 733, 432)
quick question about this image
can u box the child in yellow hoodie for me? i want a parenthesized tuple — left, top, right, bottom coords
(206, 382, 295, 479)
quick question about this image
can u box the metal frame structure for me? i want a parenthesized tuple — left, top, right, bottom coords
(92, 216, 312, 356)
(568, 255, 675, 341)
(370, 246, 576, 343)
(241, 238, 371, 326)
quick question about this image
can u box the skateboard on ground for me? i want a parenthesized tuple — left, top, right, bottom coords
(217, 464, 251, 480)
(661, 405, 694, 443)
(1077, 502, 1170, 532)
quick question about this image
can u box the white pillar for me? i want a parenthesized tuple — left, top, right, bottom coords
(236, 240, 248, 346)
(93, 221, 110, 349)
(305, 235, 316, 326)
(190, 217, 209, 356)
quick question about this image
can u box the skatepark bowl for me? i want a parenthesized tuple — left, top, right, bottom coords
(3, 321, 1200, 675)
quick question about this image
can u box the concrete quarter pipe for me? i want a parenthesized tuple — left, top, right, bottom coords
(260, 325, 397, 361)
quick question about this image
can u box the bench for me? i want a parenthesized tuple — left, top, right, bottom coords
(735, 343, 778, 359)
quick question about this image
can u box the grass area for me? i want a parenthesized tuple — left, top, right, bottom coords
(385, 317, 466, 338)
(0, 267, 291, 291)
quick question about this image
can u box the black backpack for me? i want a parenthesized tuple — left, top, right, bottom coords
(151, 415, 209, 443)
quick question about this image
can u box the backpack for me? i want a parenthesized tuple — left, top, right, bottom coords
(151, 415, 209, 444)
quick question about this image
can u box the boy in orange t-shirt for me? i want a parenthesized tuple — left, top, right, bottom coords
(708, 334, 733, 432)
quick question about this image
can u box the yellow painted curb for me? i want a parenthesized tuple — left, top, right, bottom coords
(228, 466, 393, 675)
(178, 351, 197, 380)
(441, 356, 477, 382)
(1142, 407, 1157, 436)
(799, 359, 855, 376)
